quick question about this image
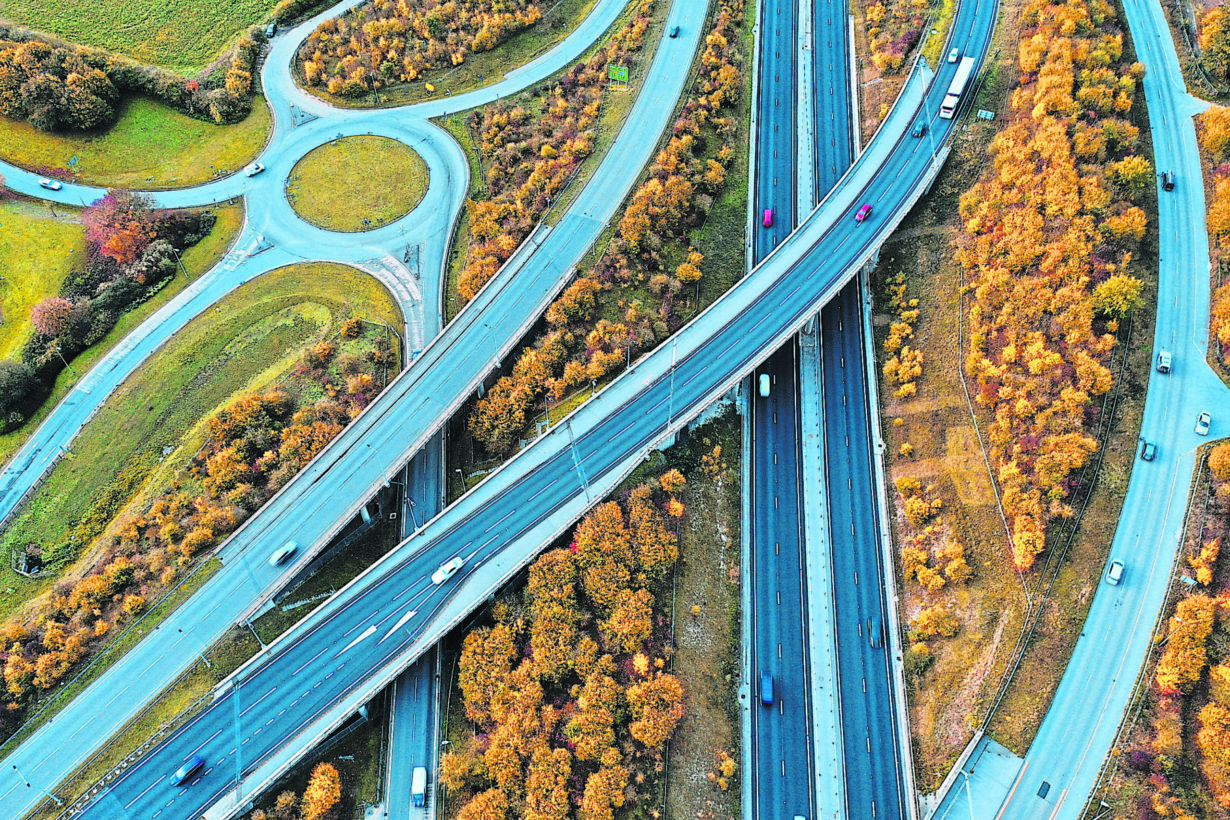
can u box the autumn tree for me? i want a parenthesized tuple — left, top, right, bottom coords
(1092, 274, 1144, 318)
(1156, 595, 1217, 695)
(459, 624, 517, 724)
(1202, 6, 1230, 83)
(627, 673, 685, 748)
(301, 763, 341, 820)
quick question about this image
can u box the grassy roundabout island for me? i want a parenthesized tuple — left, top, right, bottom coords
(286, 136, 429, 232)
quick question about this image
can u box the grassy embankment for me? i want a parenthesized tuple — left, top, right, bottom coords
(0, 95, 272, 188)
(0, 263, 401, 627)
(869, 0, 1159, 788)
(286, 135, 430, 232)
(0, 202, 245, 467)
(0, 0, 279, 72)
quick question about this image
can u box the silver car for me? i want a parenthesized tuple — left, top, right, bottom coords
(1196, 411, 1212, 436)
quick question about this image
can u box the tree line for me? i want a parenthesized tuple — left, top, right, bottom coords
(297, 0, 543, 97)
(1120, 443, 1230, 817)
(0, 25, 263, 133)
(466, 0, 747, 458)
(0, 320, 393, 742)
(0, 191, 213, 433)
(442, 470, 688, 820)
(956, 0, 1149, 571)
(456, 0, 655, 305)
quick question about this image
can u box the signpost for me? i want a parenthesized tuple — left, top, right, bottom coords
(607, 64, 629, 90)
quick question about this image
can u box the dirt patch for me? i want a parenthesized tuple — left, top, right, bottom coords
(666, 412, 742, 820)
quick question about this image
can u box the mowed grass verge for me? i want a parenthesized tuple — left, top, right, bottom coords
(0, 0, 278, 72)
(0, 95, 271, 189)
(287, 136, 429, 232)
(0, 262, 402, 626)
(0, 200, 85, 361)
(0, 202, 245, 467)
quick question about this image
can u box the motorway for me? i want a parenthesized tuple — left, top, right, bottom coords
(57, 0, 1000, 809)
(747, 0, 815, 816)
(0, 0, 713, 814)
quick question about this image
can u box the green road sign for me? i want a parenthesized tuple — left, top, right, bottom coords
(608, 64, 628, 82)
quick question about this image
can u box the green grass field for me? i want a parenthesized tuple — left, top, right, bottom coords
(0, 200, 85, 361)
(0, 262, 401, 625)
(287, 136, 429, 232)
(0, 0, 278, 73)
(0, 203, 247, 467)
(0, 95, 271, 189)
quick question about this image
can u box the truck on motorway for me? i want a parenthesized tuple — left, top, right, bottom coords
(939, 56, 977, 118)
(412, 766, 427, 807)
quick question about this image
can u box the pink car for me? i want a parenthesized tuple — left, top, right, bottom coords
(855, 204, 872, 223)
(762, 208, 774, 227)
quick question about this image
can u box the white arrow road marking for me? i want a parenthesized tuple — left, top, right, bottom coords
(379, 609, 419, 645)
(337, 624, 377, 656)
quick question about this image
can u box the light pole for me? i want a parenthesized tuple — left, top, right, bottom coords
(408, 498, 419, 530)
(50, 344, 74, 376)
(545, 394, 553, 425)
(454, 467, 464, 494)
(12, 763, 63, 806)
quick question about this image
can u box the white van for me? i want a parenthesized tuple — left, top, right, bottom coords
(411, 766, 427, 807)
(758, 373, 770, 397)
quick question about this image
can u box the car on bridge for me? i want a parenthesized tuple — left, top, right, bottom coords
(269, 541, 298, 566)
(170, 754, 205, 787)
(760, 672, 773, 705)
(762, 208, 774, 227)
(855, 204, 872, 223)
(432, 556, 466, 584)
(911, 121, 928, 138)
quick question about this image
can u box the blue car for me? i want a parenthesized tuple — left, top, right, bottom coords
(171, 754, 205, 787)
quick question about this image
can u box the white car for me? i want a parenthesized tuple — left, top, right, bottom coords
(37, 177, 62, 190)
(244, 162, 265, 177)
(1196, 411, 1212, 436)
(268, 541, 297, 566)
(431, 556, 465, 584)
(948, 48, 960, 63)
(1106, 559, 1124, 585)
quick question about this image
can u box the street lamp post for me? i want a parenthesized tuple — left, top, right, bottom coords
(408, 498, 419, 530)
(51, 345, 74, 376)
(12, 764, 63, 806)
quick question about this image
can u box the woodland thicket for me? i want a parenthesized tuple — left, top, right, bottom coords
(467, 0, 746, 458)
(442, 473, 687, 820)
(957, 0, 1149, 570)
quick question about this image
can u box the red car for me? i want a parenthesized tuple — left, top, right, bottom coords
(762, 208, 774, 227)
(855, 203, 872, 223)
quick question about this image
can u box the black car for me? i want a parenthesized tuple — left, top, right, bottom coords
(911, 121, 928, 138)
(669, 25, 680, 37)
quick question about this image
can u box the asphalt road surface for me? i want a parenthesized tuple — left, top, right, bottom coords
(63, 9, 1000, 808)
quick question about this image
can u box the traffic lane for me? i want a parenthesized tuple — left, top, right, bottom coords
(822, 287, 905, 819)
(755, 0, 800, 259)
(751, 345, 812, 818)
(386, 651, 436, 818)
(813, 0, 853, 188)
